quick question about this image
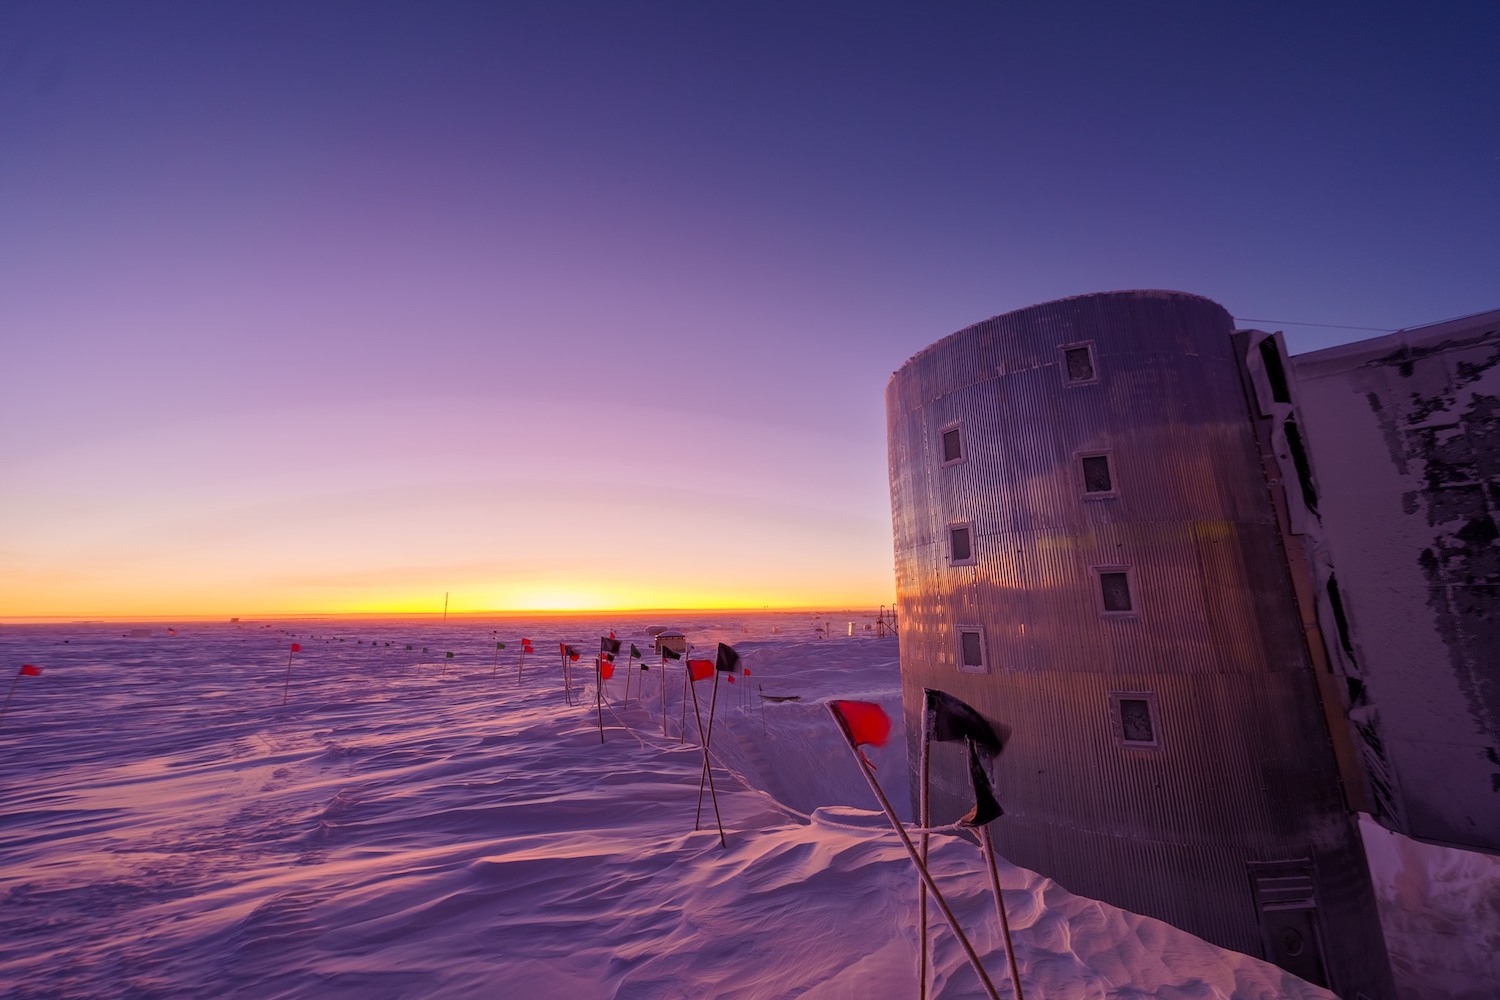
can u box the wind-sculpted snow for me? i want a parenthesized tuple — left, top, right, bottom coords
(1, 615, 1340, 997)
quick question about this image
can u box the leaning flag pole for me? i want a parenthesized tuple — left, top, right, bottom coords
(694, 668, 721, 829)
(686, 659, 726, 847)
(595, 655, 605, 743)
(918, 711, 933, 1000)
(827, 702, 1001, 1000)
(281, 643, 302, 705)
(696, 644, 738, 830)
(980, 815, 1026, 1000)
(623, 644, 637, 706)
(0, 665, 42, 730)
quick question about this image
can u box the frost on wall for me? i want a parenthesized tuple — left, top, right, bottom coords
(1291, 313, 1500, 852)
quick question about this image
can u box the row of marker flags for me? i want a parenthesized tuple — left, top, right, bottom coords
(12, 631, 1021, 996)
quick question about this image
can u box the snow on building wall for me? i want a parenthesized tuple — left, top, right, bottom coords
(886, 290, 1393, 999)
(1287, 311, 1500, 853)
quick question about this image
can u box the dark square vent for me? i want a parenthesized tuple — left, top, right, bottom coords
(942, 427, 962, 463)
(1100, 571, 1132, 611)
(1064, 346, 1096, 383)
(1119, 698, 1154, 742)
(1082, 455, 1113, 493)
(949, 525, 972, 563)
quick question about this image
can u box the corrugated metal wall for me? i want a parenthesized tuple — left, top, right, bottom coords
(887, 290, 1392, 999)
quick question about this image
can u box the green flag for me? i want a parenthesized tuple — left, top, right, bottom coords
(630, 643, 642, 658)
(446, 651, 455, 659)
(496, 642, 506, 649)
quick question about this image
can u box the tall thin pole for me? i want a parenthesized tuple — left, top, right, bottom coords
(688, 669, 725, 847)
(661, 653, 668, 736)
(281, 645, 298, 705)
(596, 656, 605, 743)
(442, 592, 448, 624)
(695, 671, 722, 827)
(919, 721, 932, 1000)
(623, 649, 633, 707)
(980, 824, 1025, 1000)
(0, 672, 23, 729)
(827, 705, 1001, 1000)
(679, 658, 689, 743)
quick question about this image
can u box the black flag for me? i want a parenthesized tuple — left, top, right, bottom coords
(958, 739, 1003, 827)
(925, 689, 1004, 826)
(601, 637, 622, 656)
(925, 689, 1002, 758)
(715, 642, 740, 673)
(661, 646, 682, 661)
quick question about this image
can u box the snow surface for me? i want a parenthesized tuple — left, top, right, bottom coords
(0, 613, 1480, 998)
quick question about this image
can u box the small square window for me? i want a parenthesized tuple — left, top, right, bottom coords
(949, 524, 974, 565)
(1061, 343, 1098, 384)
(1092, 566, 1137, 615)
(1081, 454, 1114, 494)
(1119, 699, 1154, 742)
(1100, 571, 1131, 611)
(1109, 690, 1161, 748)
(958, 626, 987, 673)
(941, 427, 963, 464)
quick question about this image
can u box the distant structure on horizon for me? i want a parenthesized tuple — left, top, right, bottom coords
(886, 289, 1498, 999)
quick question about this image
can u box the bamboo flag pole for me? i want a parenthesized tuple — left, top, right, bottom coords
(281, 643, 301, 705)
(623, 648, 634, 707)
(980, 823, 1026, 1000)
(661, 652, 668, 736)
(919, 719, 933, 1000)
(695, 669, 722, 828)
(826, 704, 1001, 1000)
(679, 649, 690, 744)
(595, 656, 605, 744)
(687, 664, 726, 847)
(0, 665, 40, 730)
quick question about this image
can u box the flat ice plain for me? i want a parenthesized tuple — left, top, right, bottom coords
(0, 612, 1491, 998)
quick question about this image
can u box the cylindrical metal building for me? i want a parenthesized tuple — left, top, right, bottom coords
(886, 290, 1392, 998)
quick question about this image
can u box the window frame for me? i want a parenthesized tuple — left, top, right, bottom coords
(1060, 340, 1100, 386)
(1108, 690, 1163, 750)
(939, 422, 966, 467)
(947, 521, 976, 566)
(956, 625, 989, 674)
(1077, 450, 1118, 499)
(1091, 564, 1138, 617)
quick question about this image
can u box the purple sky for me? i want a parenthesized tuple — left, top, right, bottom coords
(2, 2, 1497, 617)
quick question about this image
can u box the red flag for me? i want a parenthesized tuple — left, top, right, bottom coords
(688, 659, 714, 682)
(726, 675, 736, 684)
(744, 667, 752, 676)
(831, 700, 890, 747)
(601, 661, 615, 680)
(290, 643, 302, 652)
(19, 664, 41, 676)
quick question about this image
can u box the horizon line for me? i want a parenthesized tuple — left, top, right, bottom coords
(0, 604, 898, 625)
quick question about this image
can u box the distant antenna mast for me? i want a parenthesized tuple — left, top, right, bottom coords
(443, 592, 449, 624)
